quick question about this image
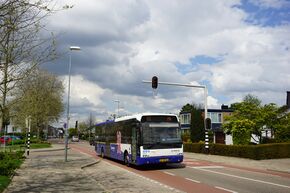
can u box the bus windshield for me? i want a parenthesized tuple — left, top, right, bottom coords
(142, 122, 182, 145)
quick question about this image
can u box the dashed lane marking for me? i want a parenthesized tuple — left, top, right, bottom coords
(188, 166, 224, 169)
(185, 178, 201, 183)
(192, 167, 290, 189)
(215, 186, 238, 193)
(163, 171, 176, 176)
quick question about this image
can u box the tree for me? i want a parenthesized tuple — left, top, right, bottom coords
(0, 1, 71, 133)
(224, 94, 290, 144)
(12, 68, 64, 138)
(0, 0, 59, 132)
(180, 103, 204, 142)
(273, 105, 290, 142)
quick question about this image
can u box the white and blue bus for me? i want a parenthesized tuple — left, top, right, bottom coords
(94, 113, 183, 166)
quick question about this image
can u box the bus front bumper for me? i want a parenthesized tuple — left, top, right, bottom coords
(136, 155, 183, 165)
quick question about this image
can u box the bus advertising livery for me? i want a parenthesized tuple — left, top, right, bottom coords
(94, 113, 183, 166)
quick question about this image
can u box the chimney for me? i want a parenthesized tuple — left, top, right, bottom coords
(287, 91, 290, 108)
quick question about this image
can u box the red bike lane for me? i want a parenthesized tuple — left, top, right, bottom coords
(69, 144, 228, 193)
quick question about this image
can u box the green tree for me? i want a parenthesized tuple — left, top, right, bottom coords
(12, 68, 64, 138)
(224, 94, 262, 144)
(180, 103, 204, 142)
(273, 105, 290, 142)
(223, 119, 255, 145)
(68, 128, 77, 137)
(224, 94, 289, 144)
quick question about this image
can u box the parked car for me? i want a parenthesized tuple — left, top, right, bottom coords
(0, 136, 12, 144)
(71, 136, 79, 142)
(9, 136, 21, 140)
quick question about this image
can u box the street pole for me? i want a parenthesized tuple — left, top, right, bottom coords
(26, 116, 31, 156)
(65, 46, 80, 162)
(114, 100, 120, 118)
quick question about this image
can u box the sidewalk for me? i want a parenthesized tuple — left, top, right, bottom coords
(4, 144, 180, 193)
(184, 152, 290, 173)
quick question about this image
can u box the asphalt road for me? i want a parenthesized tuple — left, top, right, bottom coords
(68, 140, 290, 193)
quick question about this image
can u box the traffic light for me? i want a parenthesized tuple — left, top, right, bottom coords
(205, 118, 211, 130)
(75, 120, 78, 129)
(152, 76, 158, 89)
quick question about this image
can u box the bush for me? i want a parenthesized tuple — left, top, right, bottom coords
(7, 139, 49, 146)
(0, 151, 24, 176)
(184, 142, 204, 153)
(183, 142, 290, 160)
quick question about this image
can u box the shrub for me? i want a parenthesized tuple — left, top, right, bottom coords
(0, 151, 24, 176)
(183, 142, 290, 160)
(183, 142, 204, 153)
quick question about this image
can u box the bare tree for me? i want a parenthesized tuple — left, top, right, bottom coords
(0, 0, 69, 132)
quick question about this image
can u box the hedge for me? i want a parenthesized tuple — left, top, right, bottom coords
(7, 139, 49, 146)
(183, 142, 290, 160)
(0, 151, 24, 176)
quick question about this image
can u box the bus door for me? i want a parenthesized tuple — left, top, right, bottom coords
(131, 127, 137, 163)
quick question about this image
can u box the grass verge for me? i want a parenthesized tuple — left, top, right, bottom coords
(0, 143, 51, 152)
(0, 175, 10, 193)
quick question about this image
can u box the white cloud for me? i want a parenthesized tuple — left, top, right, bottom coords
(46, 0, 290, 123)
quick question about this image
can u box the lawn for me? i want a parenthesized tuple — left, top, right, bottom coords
(0, 175, 10, 193)
(0, 143, 51, 152)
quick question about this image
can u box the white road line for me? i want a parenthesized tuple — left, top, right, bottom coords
(185, 178, 201, 183)
(188, 166, 224, 169)
(163, 171, 175, 176)
(215, 186, 238, 193)
(193, 168, 290, 189)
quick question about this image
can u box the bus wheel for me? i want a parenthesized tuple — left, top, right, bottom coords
(101, 148, 104, 158)
(124, 152, 130, 166)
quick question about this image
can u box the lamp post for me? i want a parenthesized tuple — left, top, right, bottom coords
(114, 100, 120, 118)
(65, 46, 81, 162)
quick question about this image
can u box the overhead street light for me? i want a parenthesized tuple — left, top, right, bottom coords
(65, 46, 81, 162)
(114, 100, 120, 118)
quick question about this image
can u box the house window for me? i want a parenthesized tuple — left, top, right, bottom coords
(180, 113, 191, 124)
(207, 112, 222, 123)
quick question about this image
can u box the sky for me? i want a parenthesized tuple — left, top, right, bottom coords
(43, 0, 290, 127)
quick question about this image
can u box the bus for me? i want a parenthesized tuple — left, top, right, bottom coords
(94, 113, 183, 166)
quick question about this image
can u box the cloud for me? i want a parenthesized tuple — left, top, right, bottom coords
(44, 0, 290, 125)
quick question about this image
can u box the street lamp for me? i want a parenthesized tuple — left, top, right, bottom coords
(114, 100, 120, 118)
(65, 46, 81, 162)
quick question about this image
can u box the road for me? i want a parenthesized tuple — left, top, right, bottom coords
(68, 140, 290, 193)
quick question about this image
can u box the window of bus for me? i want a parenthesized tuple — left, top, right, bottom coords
(142, 122, 182, 145)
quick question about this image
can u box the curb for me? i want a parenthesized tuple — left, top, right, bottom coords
(81, 159, 101, 169)
(267, 169, 290, 174)
(31, 147, 70, 152)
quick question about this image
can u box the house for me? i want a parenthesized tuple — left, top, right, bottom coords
(179, 105, 233, 144)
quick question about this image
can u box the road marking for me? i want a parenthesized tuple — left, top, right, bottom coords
(185, 178, 201, 183)
(193, 168, 290, 189)
(188, 166, 224, 169)
(215, 186, 238, 193)
(163, 171, 175, 176)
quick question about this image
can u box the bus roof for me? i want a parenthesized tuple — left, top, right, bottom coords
(115, 113, 179, 122)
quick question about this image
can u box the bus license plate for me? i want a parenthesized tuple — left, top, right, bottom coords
(159, 159, 168, 163)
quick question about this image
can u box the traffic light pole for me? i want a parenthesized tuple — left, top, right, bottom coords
(142, 80, 209, 152)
